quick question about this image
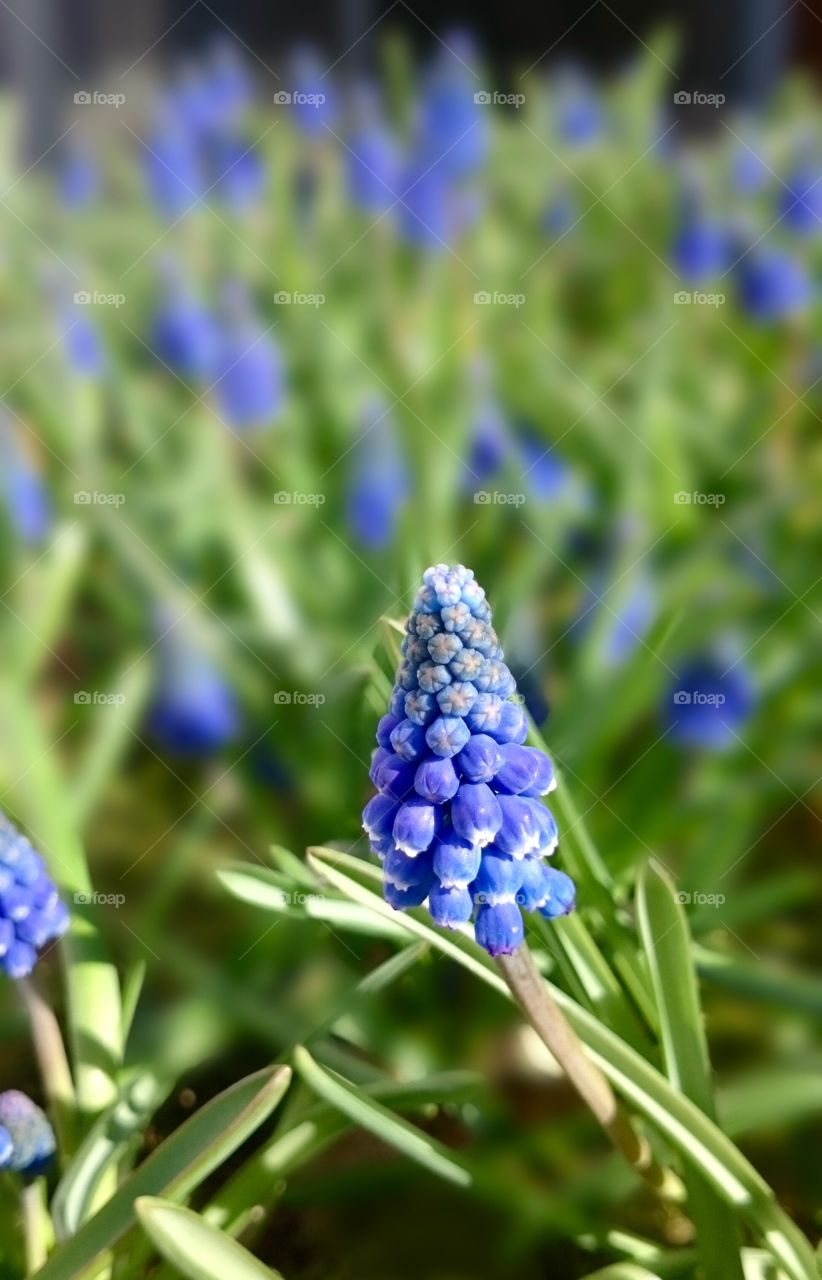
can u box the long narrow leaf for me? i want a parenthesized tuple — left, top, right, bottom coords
(136, 1198, 282, 1280)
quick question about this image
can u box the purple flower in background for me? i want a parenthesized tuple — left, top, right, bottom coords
(61, 308, 107, 379)
(517, 429, 570, 501)
(210, 133, 266, 211)
(151, 268, 219, 382)
(398, 159, 453, 248)
(346, 399, 408, 550)
(58, 138, 99, 209)
(290, 48, 336, 137)
(149, 619, 240, 756)
(144, 102, 204, 218)
(780, 165, 822, 235)
(417, 31, 488, 179)
(346, 88, 402, 214)
(205, 37, 254, 125)
(736, 246, 811, 322)
(672, 192, 729, 284)
(212, 285, 283, 430)
(555, 66, 604, 147)
(362, 564, 573, 956)
(600, 573, 657, 666)
(0, 420, 51, 545)
(463, 399, 511, 490)
(731, 141, 769, 195)
(0, 811, 69, 980)
(542, 192, 577, 237)
(0, 1092, 56, 1175)
(666, 652, 755, 750)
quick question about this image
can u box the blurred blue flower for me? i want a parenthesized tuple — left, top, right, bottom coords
(398, 160, 452, 248)
(362, 564, 571, 956)
(0, 421, 51, 544)
(212, 288, 283, 429)
(58, 139, 99, 209)
(0, 1092, 56, 1176)
(600, 573, 657, 666)
(541, 192, 577, 237)
(149, 625, 240, 756)
(151, 279, 219, 383)
(210, 134, 266, 211)
(61, 309, 107, 379)
(779, 165, 822, 235)
(666, 653, 755, 749)
(0, 811, 69, 980)
(672, 204, 729, 284)
(205, 37, 254, 125)
(736, 246, 811, 322)
(731, 142, 769, 195)
(518, 429, 570, 501)
(555, 67, 604, 147)
(144, 105, 204, 218)
(346, 398, 408, 550)
(463, 400, 511, 489)
(417, 31, 487, 179)
(346, 92, 402, 215)
(291, 49, 336, 137)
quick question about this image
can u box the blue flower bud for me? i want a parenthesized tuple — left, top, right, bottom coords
(347, 118, 401, 214)
(474, 902, 524, 956)
(390, 718, 428, 762)
(414, 757, 459, 804)
(456, 733, 503, 782)
(0, 1125, 12, 1168)
(539, 866, 576, 918)
(432, 835, 481, 887)
(425, 716, 471, 758)
(429, 883, 473, 928)
(451, 783, 502, 847)
(0, 814, 68, 980)
(392, 798, 440, 854)
(0, 1092, 56, 1175)
(495, 744, 556, 796)
(361, 565, 572, 954)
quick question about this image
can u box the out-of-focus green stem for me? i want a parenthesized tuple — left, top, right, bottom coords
(19, 979, 76, 1160)
(21, 1178, 51, 1275)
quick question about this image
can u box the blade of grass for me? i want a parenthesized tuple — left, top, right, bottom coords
(135, 1198, 282, 1280)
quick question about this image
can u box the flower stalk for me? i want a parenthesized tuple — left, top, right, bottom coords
(497, 943, 683, 1200)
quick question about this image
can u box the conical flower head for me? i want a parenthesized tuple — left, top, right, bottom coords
(0, 1091, 56, 1175)
(362, 565, 573, 956)
(0, 812, 69, 979)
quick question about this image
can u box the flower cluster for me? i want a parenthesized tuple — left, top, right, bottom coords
(0, 1091, 56, 1176)
(363, 565, 574, 956)
(0, 813, 69, 980)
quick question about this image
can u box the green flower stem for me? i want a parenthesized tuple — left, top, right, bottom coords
(497, 943, 684, 1202)
(18, 979, 76, 1160)
(21, 1178, 51, 1275)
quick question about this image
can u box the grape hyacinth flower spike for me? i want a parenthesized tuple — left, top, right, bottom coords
(0, 1092, 56, 1176)
(362, 565, 679, 1200)
(0, 812, 69, 980)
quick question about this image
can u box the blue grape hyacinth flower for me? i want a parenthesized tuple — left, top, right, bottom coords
(149, 637, 240, 758)
(736, 245, 811, 322)
(779, 165, 822, 236)
(666, 653, 755, 750)
(212, 285, 283, 430)
(0, 1092, 56, 1176)
(151, 269, 219, 383)
(362, 565, 574, 956)
(346, 398, 409, 550)
(0, 419, 51, 545)
(346, 88, 402, 215)
(0, 812, 69, 980)
(416, 32, 488, 179)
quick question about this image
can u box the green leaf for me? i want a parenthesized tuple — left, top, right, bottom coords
(33, 1065, 292, 1280)
(580, 1267, 663, 1280)
(637, 863, 744, 1280)
(307, 846, 817, 1280)
(293, 1046, 471, 1189)
(135, 1198, 282, 1280)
